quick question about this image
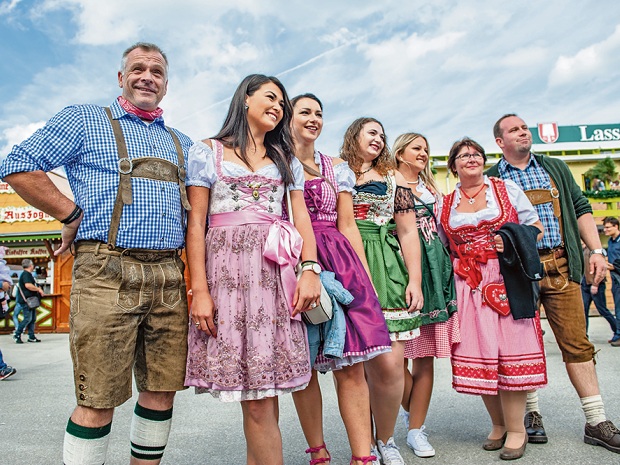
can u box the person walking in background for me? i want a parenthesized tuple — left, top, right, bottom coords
(12, 259, 44, 344)
(487, 114, 620, 453)
(581, 242, 617, 340)
(393, 132, 460, 458)
(602, 216, 620, 346)
(341, 117, 424, 465)
(1, 42, 192, 465)
(289, 94, 391, 465)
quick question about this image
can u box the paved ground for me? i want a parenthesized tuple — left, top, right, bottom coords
(1, 317, 619, 465)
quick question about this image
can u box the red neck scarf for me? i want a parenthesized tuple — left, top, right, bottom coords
(117, 96, 163, 121)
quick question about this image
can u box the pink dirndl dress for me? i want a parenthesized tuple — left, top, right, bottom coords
(184, 140, 311, 402)
(440, 177, 547, 395)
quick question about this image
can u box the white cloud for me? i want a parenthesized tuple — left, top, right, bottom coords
(0, 121, 46, 157)
(0, 0, 21, 15)
(549, 24, 620, 86)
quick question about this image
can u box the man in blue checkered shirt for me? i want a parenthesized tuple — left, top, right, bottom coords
(486, 114, 620, 454)
(1, 42, 193, 465)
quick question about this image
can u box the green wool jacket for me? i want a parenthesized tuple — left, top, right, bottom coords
(486, 153, 592, 283)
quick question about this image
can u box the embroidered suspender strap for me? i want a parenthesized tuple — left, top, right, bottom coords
(103, 108, 192, 249)
(523, 176, 563, 244)
(104, 107, 132, 249)
(166, 126, 192, 211)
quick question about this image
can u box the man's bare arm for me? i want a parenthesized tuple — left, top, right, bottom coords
(4, 171, 76, 220)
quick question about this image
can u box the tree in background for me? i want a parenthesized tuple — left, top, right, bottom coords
(585, 157, 619, 188)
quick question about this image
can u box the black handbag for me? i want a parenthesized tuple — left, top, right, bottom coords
(18, 284, 41, 309)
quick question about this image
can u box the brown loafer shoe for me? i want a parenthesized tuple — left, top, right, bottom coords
(584, 420, 620, 453)
(483, 432, 507, 451)
(524, 411, 548, 444)
(500, 437, 527, 460)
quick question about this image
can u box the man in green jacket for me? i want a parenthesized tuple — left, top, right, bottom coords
(487, 114, 619, 454)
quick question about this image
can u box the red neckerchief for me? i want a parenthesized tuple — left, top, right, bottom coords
(117, 96, 163, 121)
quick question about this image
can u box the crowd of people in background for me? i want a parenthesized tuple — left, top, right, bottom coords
(1, 42, 620, 464)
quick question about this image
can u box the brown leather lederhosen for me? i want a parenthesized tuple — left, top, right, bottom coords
(102, 107, 191, 250)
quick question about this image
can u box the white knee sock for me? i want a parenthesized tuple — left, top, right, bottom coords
(130, 403, 173, 462)
(63, 418, 111, 465)
(581, 395, 606, 426)
(525, 391, 540, 413)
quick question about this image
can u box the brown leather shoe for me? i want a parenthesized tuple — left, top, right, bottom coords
(483, 432, 507, 451)
(584, 420, 620, 453)
(500, 437, 527, 460)
(524, 411, 548, 444)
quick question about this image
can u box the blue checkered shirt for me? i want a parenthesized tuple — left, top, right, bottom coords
(496, 155, 562, 249)
(1, 99, 193, 249)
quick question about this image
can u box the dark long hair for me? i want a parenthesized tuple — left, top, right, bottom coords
(213, 74, 295, 185)
(291, 93, 323, 111)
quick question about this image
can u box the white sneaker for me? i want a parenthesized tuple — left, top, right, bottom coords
(407, 425, 435, 457)
(399, 407, 410, 429)
(370, 444, 381, 465)
(377, 437, 405, 465)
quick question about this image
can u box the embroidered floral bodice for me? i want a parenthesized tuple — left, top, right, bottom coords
(353, 173, 397, 226)
(186, 140, 305, 216)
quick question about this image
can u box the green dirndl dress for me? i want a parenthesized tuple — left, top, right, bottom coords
(415, 204, 458, 326)
(354, 174, 421, 341)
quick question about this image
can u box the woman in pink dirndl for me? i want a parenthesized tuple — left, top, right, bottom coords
(440, 137, 547, 461)
(184, 75, 321, 465)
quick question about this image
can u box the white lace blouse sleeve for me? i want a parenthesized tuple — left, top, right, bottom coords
(333, 161, 356, 193)
(504, 179, 540, 225)
(186, 141, 217, 188)
(290, 157, 306, 191)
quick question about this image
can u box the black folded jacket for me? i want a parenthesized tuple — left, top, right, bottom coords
(497, 222, 544, 320)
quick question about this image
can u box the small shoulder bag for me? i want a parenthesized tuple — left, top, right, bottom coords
(286, 188, 333, 325)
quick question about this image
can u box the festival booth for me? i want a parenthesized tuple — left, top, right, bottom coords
(0, 172, 74, 333)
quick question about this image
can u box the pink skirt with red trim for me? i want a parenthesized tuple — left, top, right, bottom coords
(450, 258, 547, 395)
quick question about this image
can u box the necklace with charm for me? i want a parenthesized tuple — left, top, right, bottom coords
(460, 183, 487, 205)
(360, 165, 374, 175)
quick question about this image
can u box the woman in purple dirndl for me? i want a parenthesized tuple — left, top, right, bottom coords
(289, 94, 391, 465)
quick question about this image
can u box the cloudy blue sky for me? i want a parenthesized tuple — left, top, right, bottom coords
(1, 0, 619, 159)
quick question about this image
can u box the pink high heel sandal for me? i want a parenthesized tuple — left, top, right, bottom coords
(305, 443, 331, 465)
(350, 454, 378, 465)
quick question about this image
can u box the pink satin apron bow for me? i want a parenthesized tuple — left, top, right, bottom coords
(209, 211, 303, 319)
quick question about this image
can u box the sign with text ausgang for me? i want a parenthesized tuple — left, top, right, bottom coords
(531, 123, 620, 144)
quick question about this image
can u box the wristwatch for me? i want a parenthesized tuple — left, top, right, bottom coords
(591, 248, 607, 257)
(300, 261, 322, 275)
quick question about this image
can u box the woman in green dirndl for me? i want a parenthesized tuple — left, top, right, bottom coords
(341, 117, 423, 464)
(394, 132, 460, 458)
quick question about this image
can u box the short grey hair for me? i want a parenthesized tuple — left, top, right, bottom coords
(120, 42, 169, 74)
(22, 259, 33, 269)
